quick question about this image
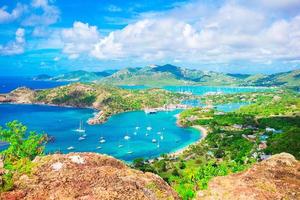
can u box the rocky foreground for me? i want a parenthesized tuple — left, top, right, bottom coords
(1, 152, 299, 200)
(1, 153, 179, 200)
(198, 153, 300, 200)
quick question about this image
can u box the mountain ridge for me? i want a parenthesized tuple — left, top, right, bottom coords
(34, 64, 300, 87)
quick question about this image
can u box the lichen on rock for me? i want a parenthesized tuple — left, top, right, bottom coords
(1, 153, 179, 200)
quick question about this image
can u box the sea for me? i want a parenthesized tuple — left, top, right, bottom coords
(0, 76, 68, 93)
(0, 77, 266, 161)
(0, 104, 200, 161)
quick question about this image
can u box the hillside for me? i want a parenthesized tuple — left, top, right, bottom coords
(99, 64, 240, 86)
(199, 153, 300, 200)
(0, 83, 188, 124)
(134, 90, 300, 199)
(34, 65, 300, 87)
(0, 153, 179, 200)
(34, 70, 116, 82)
(252, 69, 300, 87)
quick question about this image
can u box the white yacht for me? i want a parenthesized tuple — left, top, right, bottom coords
(99, 139, 106, 143)
(124, 135, 131, 140)
(67, 146, 75, 150)
(74, 120, 85, 133)
(78, 136, 85, 141)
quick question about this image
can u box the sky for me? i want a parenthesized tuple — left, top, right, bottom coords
(0, 0, 300, 76)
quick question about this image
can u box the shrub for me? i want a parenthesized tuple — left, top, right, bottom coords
(0, 121, 46, 191)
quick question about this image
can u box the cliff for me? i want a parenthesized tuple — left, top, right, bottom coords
(198, 153, 300, 200)
(1, 153, 179, 200)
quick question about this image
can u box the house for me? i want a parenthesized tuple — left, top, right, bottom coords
(260, 153, 272, 160)
(258, 142, 267, 150)
(233, 124, 243, 129)
(265, 127, 283, 133)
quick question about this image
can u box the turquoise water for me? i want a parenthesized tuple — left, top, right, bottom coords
(0, 104, 200, 161)
(119, 85, 149, 90)
(119, 85, 271, 95)
(163, 86, 272, 95)
(181, 99, 249, 112)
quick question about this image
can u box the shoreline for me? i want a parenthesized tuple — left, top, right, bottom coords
(0, 101, 207, 158)
(168, 125, 208, 157)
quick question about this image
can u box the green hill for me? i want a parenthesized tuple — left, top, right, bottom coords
(33, 65, 300, 87)
(99, 64, 240, 86)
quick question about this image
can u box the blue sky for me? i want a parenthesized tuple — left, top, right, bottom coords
(0, 0, 300, 76)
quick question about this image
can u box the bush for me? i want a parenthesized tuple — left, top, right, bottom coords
(0, 121, 46, 191)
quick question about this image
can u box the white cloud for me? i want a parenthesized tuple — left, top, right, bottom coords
(0, 3, 27, 23)
(107, 5, 122, 12)
(61, 21, 100, 59)
(58, 1, 300, 65)
(22, 0, 60, 27)
(259, 0, 300, 10)
(0, 28, 26, 55)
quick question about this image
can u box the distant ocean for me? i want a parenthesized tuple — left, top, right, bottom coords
(0, 76, 69, 93)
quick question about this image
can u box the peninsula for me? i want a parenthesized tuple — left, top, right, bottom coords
(0, 83, 192, 124)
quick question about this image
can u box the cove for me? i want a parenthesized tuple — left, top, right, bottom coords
(0, 104, 200, 161)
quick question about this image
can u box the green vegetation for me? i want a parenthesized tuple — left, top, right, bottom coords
(133, 90, 300, 199)
(33, 83, 188, 123)
(0, 121, 46, 191)
(36, 65, 300, 87)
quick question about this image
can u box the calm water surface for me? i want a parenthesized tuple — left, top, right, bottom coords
(0, 104, 200, 161)
(119, 85, 272, 95)
(0, 76, 68, 93)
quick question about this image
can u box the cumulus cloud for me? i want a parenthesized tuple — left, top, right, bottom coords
(22, 0, 60, 27)
(0, 28, 25, 55)
(61, 21, 100, 59)
(59, 1, 300, 64)
(0, 3, 27, 23)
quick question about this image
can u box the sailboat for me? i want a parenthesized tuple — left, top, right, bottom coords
(124, 135, 131, 140)
(67, 146, 75, 150)
(74, 120, 85, 133)
(78, 136, 85, 141)
(160, 135, 164, 140)
(99, 138, 106, 143)
(125, 136, 133, 154)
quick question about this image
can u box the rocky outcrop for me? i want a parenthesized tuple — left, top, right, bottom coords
(198, 153, 300, 200)
(1, 153, 179, 200)
(0, 87, 36, 104)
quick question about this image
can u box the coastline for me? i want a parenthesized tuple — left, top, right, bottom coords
(168, 125, 208, 157)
